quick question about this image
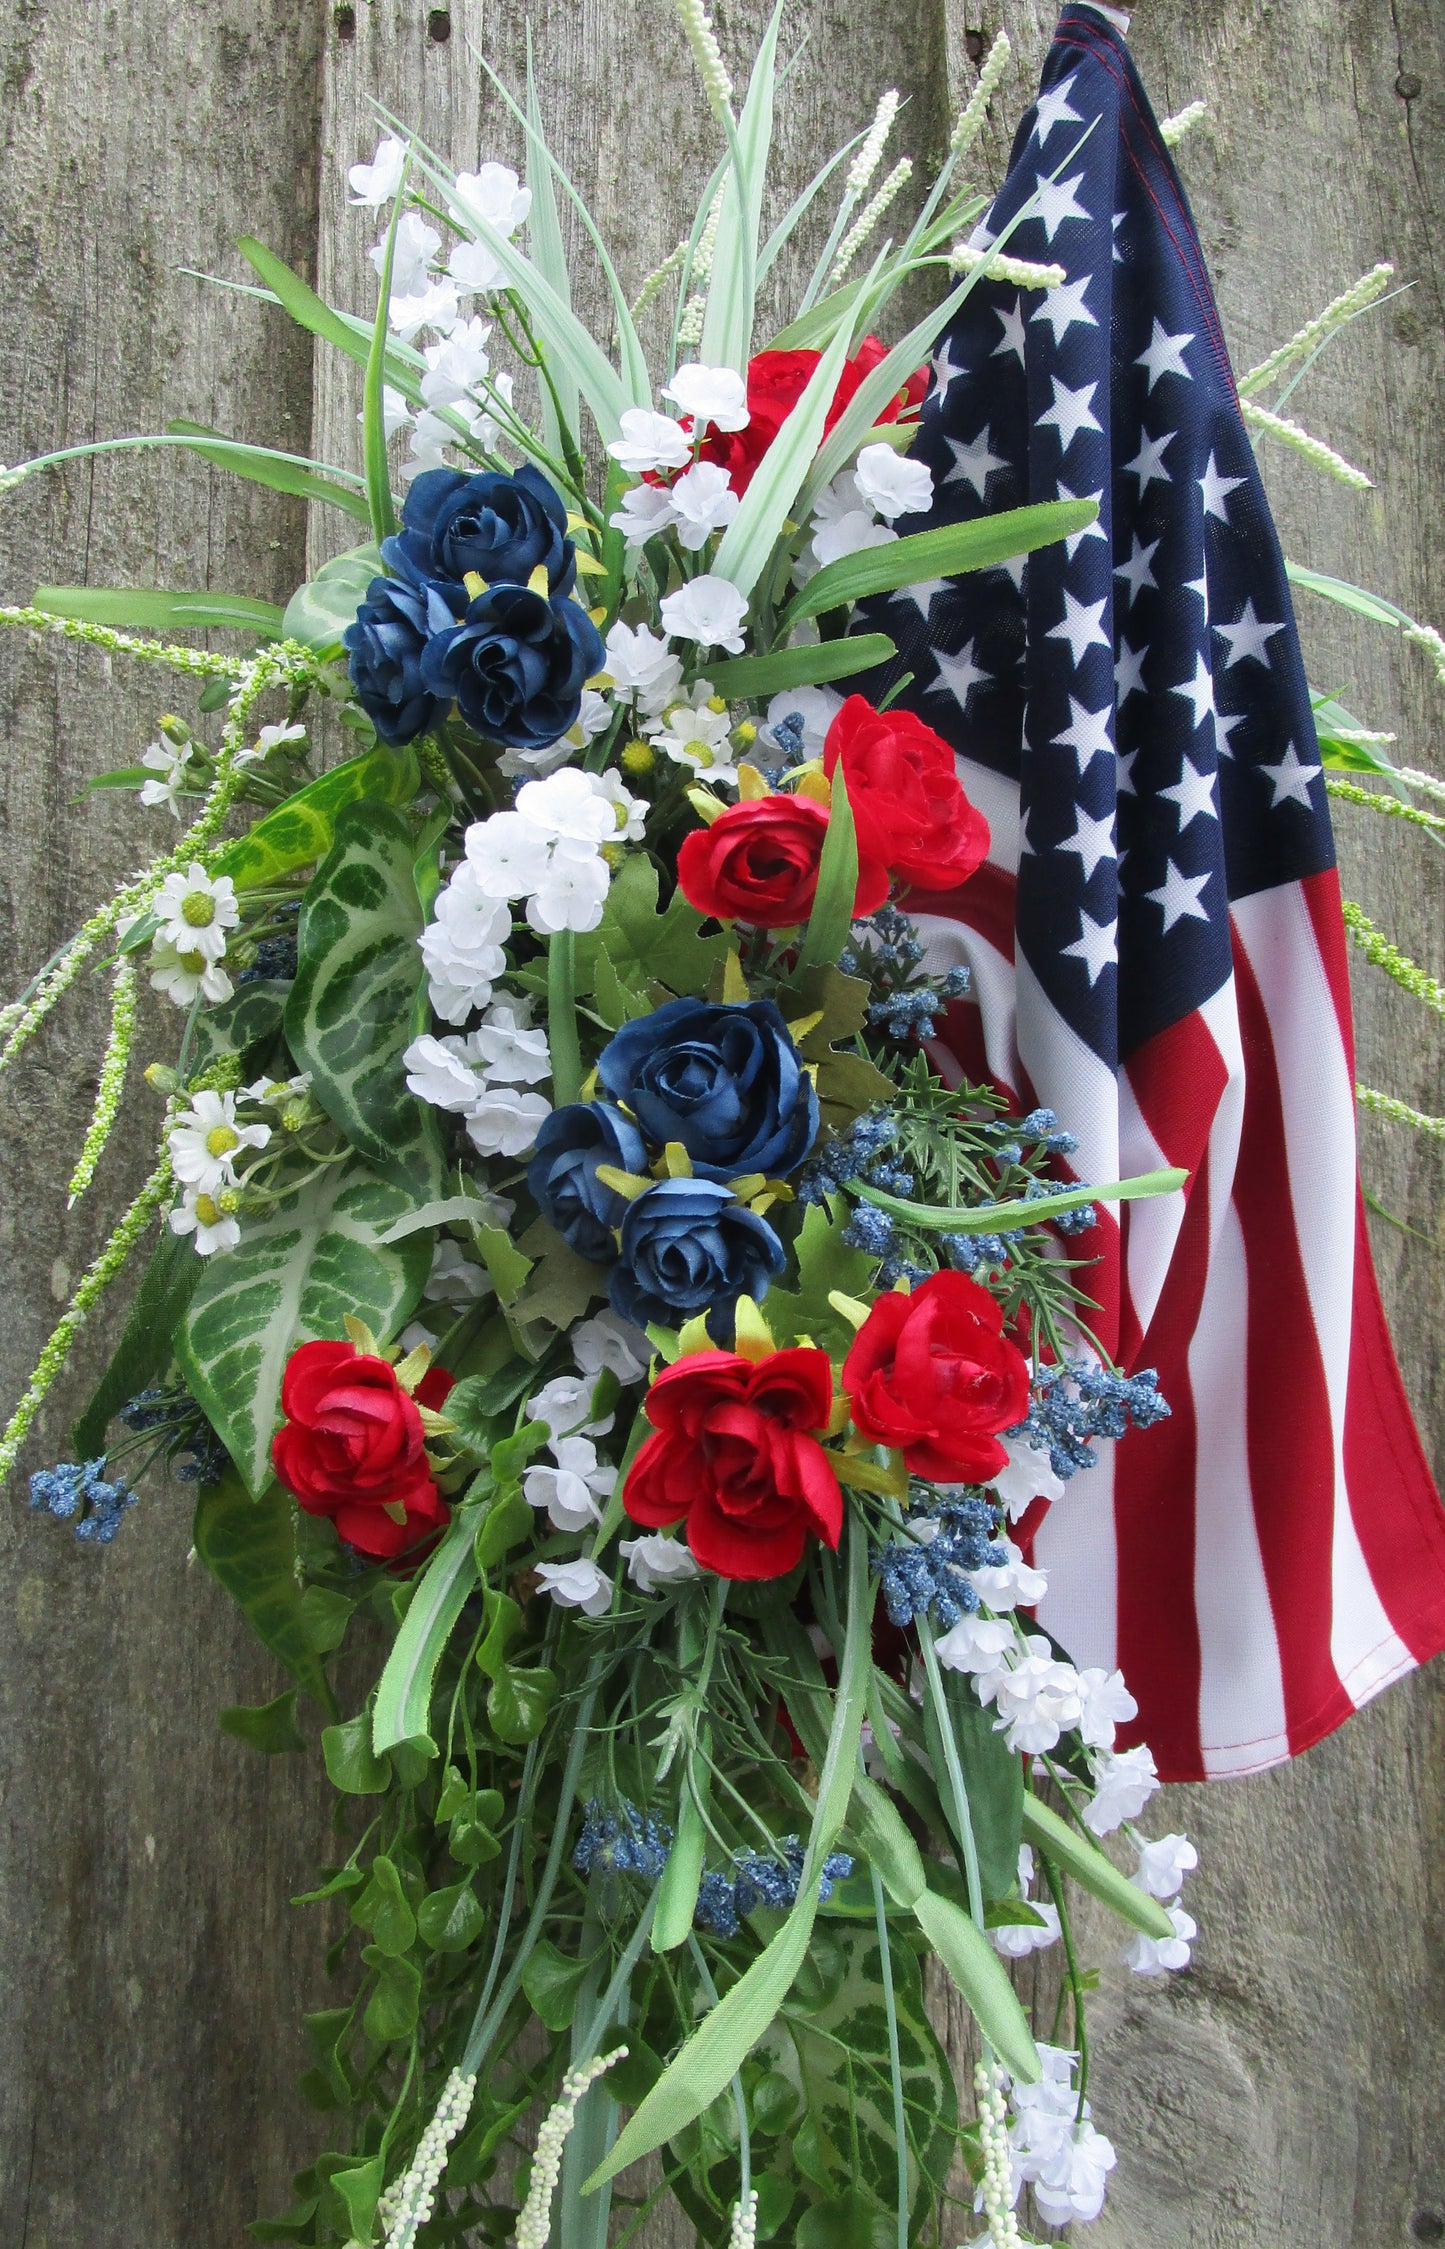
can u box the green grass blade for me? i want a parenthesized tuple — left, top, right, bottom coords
(525, 36, 580, 452)
(704, 633, 895, 700)
(1286, 561, 1417, 632)
(166, 421, 372, 521)
(701, 0, 784, 372)
(797, 765, 858, 974)
(853, 1164, 1187, 1235)
(34, 585, 284, 635)
(1021, 1794, 1175, 1940)
(237, 237, 422, 413)
(757, 132, 866, 282)
(363, 183, 406, 542)
(779, 501, 1099, 633)
(372, 1506, 480, 1757)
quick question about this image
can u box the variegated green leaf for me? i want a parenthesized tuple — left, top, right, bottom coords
(285, 800, 447, 1197)
(177, 1157, 431, 1495)
(212, 745, 419, 893)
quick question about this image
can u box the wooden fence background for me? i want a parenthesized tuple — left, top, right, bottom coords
(1, 1, 1443, 2241)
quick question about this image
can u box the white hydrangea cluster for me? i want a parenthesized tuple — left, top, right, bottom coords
(1008, 2046, 1117, 2228)
(403, 998, 551, 1158)
(464, 768, 640, 937)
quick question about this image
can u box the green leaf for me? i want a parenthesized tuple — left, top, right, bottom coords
(218, 1687, 307, 1755)
(361, 1948, 422, 2042)
(417, 1880, 486, 1953)
(909, 1887, 1040, 2083)
(511, 1217, 605, 1334)
(238, 237, 424, 408)
(299, 1586, 354, 1656)
(73, 1224, 201, 1456)
(1020, 1794, 1175, 1939)
(329, 2158, 385, 2246)
(797, 765, 858, 975)
(165, 421, 372, 523)
(763, 1196, 875, 1358)
(855, 1165, 1189, 1236)
(363, 185, 406, 542)
(1286, 560, 1414, 631)
(210, 744, 420, 894)
(473, 1487, 535, 1568)
(522, 1938, 598, 2032)
(779, 502, 1100, 632)
(700, 2, 784, 373)
(352, 1855, 416, 1955)
(33, 584, 285, 635)
(764, 1920, 956, 2237)
(186, 978, 292, 1079)
(794, 2191, 894, 2249)
(524, 42, 580, 453)
(474, 1220, 534, 1307)
(281, 543, 384, 658)
(922, 1667, 1022, 1903)
(487, 1663, 558, 1744)
(653, 1762, 709, 1952)
(705, 634, 896, 702)
(574, 852, 729, 1001)
(286, 800, 447, 1197)
(589, 1517, 872, 2190)
(321, 1713, 392, 1796)
(192, 1472, 335, 1710)
(372, 1508, 481, 1760)
(475, 1587, 522, 1682)
(711, 282, 864, 598)
(177, 1157, 431, 1494)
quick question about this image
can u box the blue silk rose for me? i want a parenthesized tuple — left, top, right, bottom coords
(420, 582, 604, 749)
(527, 1102, 647, 1264)
(343, 574, 459, 746)
(608, 1179, 785, 1334)
(596, 998, 819, 1181)
(387, 463, 576, 597)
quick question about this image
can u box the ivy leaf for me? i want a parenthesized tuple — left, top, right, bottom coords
(177, 1156, 430, 1495)
(328, 2159, 385, 2248)
(218, 1688, 307, 1755)
(475, 1589, 523, 1681)
(574, 853, 729, 1001)
(321, 1714, 392, 1796)
(299, 1586, 354, 1656)
(513, 1216, 605, 1334)
(473, 1487, 535, 1568)
(487, 1663, 557, 1744)
(778, 966, 893, 1134)
(417, 1881, 486, 1953)
(192, 1472, 335, 1711)
(351, 1855, 417, 1956)
(286, 801, 447, 1198)
(361, 1949, 422, 2042)
(522, 1938, 600, 2032)
(764, 1198, 875, 1358)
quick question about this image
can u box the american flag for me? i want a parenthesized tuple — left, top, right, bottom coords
(859, 3, 1445, 1779)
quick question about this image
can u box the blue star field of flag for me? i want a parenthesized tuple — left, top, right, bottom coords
(856, 4, 1334, 1069)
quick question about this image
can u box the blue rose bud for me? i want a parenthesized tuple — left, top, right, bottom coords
(596, 998, 819, 1182)
(608, 1178, 786, 1335)
(387, 463, 577, 597)
(420, 582, 605, 749)
(527, 1102, 647, 1264)
(343, 574, 460, 746)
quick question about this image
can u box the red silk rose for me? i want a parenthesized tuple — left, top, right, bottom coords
(271, 1339, 452, 1561)
(623, 1345, 843, 1578)
(842, 1272, 1030, 1484)
(823, 695, 991, 894)
(698, 337, 924, 494)
(677, 794, 890, 928)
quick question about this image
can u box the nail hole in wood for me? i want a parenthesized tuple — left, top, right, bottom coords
(1412, 2216, 1444, 2245)
(428, 8, 452, 40)
(334, 3, 356, 39)
(965, 28, 985, 63)
(1396, 70, 1422, 102)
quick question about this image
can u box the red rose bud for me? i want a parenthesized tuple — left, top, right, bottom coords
(677, 794, 889, 929)
(842, 1271, 1031, 1485)
(623, 1345, 843, 1579)
(271, 1338, 450, 1562)
(823, 694, 991, 894)
(698, 337, 926, 495)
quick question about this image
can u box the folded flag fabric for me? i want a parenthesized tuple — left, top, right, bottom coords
(857, 1, 1445, 1779)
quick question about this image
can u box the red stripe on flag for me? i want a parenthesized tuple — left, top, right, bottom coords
(1230, 935, 1353, 1754)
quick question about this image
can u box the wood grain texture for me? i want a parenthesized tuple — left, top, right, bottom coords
(1, 1, 1443, 2242)
(0, 4, 333, 2243)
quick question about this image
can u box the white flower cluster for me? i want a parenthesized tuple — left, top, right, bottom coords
(620, 1531, 700, 1591)
(145, 864, 241, 1010)
(167, 1086, 273, 1257)
(1006, 2045, 1117, 2228)
(990, 1843, 1061, 1960)
(798, 442, 934, 578)
(404, 998, 551, 1159)
(377, 2066, 477, 2249)
(347, 136, 531, 474)
(469, 768, 638, 937)
(513, 2049, 627, 2249)
(526, 1314, 651, 1620)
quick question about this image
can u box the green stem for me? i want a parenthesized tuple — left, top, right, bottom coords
(871, 1862, 910, 2249)
(547, 929, 583, 1107)
(1039, 1851, 1089, 2116)
(915, 1617, 984, 1931)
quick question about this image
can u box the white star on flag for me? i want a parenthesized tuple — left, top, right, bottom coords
(1031, 171, 1092, 241)
(1123, 427, 1174, 492)
(945, 427, 1008, 498)
(1033, 73, 1084, 143)
(993, 301, 1027, 367)
(1032, 276, 1097, 344)
(1159, 755, 1219, 829)
(1135, 317, 1195, 389)
(1057, 481, 1107, 556)
(931, 337, 964, 405)
(1261, 741, 1322, 808)
(1113, 533, 1159, 606)
(1053, 696, 1115, 773)
(1115, 639, 1148, 703)
(1200, 451, 1246, 521)
(1047, 591, 1111, 667)
(1170, 651, 1218, 730)
(1214, 597, 1287, 668)
(892, 578, 952, 622)
(1214, 704, 1249, 758)
(1038, 376, 1103, 450)
(1062, 906, 1118, 984)
(1145, 859, 1213, 932)
(1056, 802, 1117, 877)
(929, 639, 993, 710)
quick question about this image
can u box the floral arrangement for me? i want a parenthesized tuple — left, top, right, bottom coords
(13, 7, 1438, 2245)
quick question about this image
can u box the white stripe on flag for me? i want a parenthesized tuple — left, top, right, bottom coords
(912, 912, 1022, 1095)
(1036, 1437, 1119, 1674)
(953, 753, 1022, 871)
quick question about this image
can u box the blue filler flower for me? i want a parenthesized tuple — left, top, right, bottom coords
(609, 1178, 785, 1335)
(573, 1799, 673, 1880)
(596, 997, 818, 1182)
(527, 1101, 648, 1263)
(29, 1458, 138, 1544)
